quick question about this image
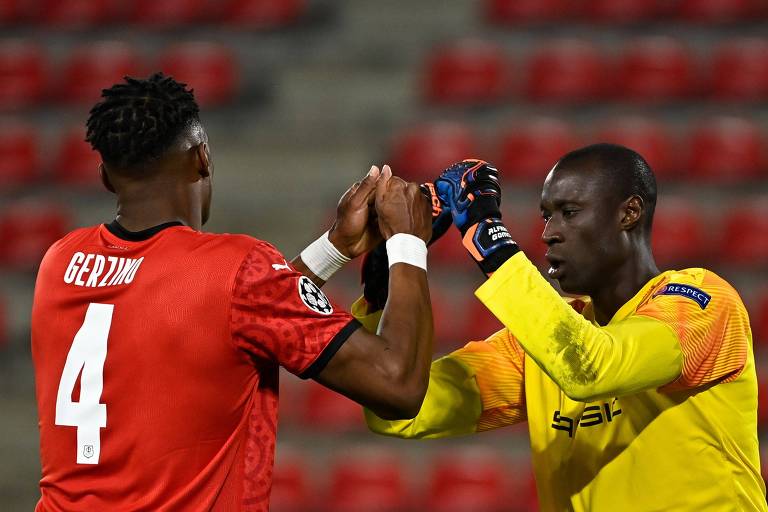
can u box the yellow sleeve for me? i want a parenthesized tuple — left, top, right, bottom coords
(352, 297, 526, 438)
(634, 270, 749, 391)
(475, 253, 684, 402)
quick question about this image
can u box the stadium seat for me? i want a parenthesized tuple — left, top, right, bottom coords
(718, 201, 768, 266)
(271, 451, 313, 512)
(157, 43, 238, 107)
(52, 128, 102, 188)
(327, 450, 410, 512)
(677, 0, 764, 22)
(60, 42, 142, 105)
(427, 450, 511, 512)
(594, 118, 679, 180)
(388, 123, 479, 183)
(0, 40, 46, 110)
(429, 225, 473, 270)
(685, 117, 765, 182)
(424, 40, 511, 106)
(525, 40, 606, 103)
(455, 295, 505, 342)
(0, 202, 70, 270)
(650, 199, 707, 267)
(301, 380, 364, 431)
(749, 289, 768, 350)
(710, 39, 768, 101)
(484, 0, 573, 24)
(128, 0, 209, 27)
(0, 0, 29, 24)
(581, 0, 665, 22)
(0, 123, 40, 187)
(496, 117, 579, 183)
(219, 0, 307, 28)
(36, 0, 121, 28)
(617, 38, 696, 102)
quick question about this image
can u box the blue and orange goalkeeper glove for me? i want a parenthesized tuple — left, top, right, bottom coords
(435, 159, 519, 275)
(361, 182, 452, 310)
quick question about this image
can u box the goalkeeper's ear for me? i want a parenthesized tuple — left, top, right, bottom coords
(620, 195, 645, 231)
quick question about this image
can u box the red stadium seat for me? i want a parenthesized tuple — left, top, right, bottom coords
(749, 289, 768, 350)
(128, 0, 209, 27)
(0, 0, 30, 24)
(219, 0, 307, 28)
(327, 450, 410, 512)
(158, 43, 238, 107)
(424, 40, 511, 106)
(677, 0, 765, 22)
(685, 117, 765, 181)
(581, 0, 665, 22)
(52, 128, 101, 188)
(455, 296, 505, 342)
(427, 451, 511, 512)
(388, 123, 479, 183)
(429, 226, 473, 270)
(650, 199, 707, 267)
(496, 117, 578, 183)
(710, 39, 768, 101)
(0, 202, 70, 270)
(525, 40, 607, 103)
(617, 38, 696, 101)
(36, 0, 121, 28)
(718, 201, 768, 266)
(271, 451, 313, 512)
(0, 41, 46, 110)
(0, 123, 40, 187)
(60, 42, 142, 105)
(594, 118, 679, 180)
(301, 380, 364, 431)
(484, 0, 573, 24)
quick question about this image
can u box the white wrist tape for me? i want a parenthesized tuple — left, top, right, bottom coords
(386, 233, 427, 271)
(300, 231, 351, 281)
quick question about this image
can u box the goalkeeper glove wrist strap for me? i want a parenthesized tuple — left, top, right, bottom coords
(462, 218, 520, 275)
(300, 231, 351, 281)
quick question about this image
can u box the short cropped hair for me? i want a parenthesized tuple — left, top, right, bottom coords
(556, 143, 657, 231)
(85, 72, 200, 170)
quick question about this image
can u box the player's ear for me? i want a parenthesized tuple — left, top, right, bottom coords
(99, 163, 116, 194)
(620, 195, 643, 231)
(194, 142, 211, 179)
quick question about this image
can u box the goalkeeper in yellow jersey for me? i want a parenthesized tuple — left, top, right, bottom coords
(357, 145, 766, 511)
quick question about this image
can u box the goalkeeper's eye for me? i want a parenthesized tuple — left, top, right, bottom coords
(563, 209, 580, 219)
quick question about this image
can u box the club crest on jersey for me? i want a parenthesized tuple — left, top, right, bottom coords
(83, 445, 94, 459)
(655, 283, 711, 309)
(298, 276, 333, 315)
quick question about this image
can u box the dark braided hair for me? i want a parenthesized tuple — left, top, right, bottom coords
(86, 72, 200, 170)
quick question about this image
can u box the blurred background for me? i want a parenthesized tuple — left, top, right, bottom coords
(1, 0, 767, 510)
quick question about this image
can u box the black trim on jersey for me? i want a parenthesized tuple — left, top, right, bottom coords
(300, 318, 362, 380)
(105, 219, 184, 241)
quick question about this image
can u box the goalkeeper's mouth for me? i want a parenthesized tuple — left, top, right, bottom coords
(546, 254, 565, 279)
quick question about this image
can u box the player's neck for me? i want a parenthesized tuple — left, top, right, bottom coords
(591, 249, 659, 325)
(114, 187, 201, 232)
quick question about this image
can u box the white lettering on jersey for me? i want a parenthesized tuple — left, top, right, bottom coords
(64, 253, 145, 288)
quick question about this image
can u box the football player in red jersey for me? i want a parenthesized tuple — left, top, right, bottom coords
(31, 73, 434, 511)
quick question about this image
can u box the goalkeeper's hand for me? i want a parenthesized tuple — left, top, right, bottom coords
(434, 159, 519, 275)
(361, 181, 452, 310)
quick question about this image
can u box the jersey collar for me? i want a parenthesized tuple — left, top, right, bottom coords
(105, 219, 185, 242)
(608, 270, 676, 324)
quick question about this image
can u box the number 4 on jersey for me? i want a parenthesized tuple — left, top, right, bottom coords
(55, 303, 113, 464)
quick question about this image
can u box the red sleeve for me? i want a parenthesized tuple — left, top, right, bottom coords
(229, 241, 360, 378)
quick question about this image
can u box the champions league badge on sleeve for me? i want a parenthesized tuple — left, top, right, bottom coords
(298, 276, 334, 315)
(655, 283, 711, 309)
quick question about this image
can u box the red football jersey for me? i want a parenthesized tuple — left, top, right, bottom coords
(31, 221, 358, 511)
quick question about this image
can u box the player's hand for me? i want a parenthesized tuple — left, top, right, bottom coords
(328, 165, 384, 259)
(434, 159, 519, 275)
(361, 182, 453, 310)
(374, 165, 432, 242)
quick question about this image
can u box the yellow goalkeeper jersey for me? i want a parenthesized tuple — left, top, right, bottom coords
(362, 253, 766, 511)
